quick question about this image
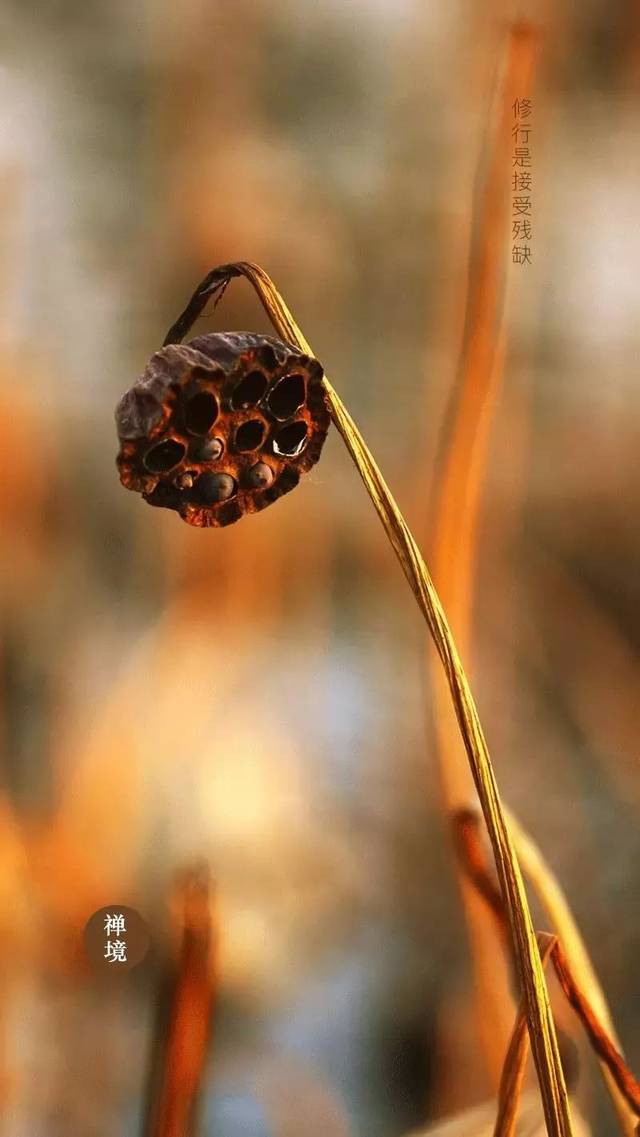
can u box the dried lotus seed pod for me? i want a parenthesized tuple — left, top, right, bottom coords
(115, 332, 330, 528)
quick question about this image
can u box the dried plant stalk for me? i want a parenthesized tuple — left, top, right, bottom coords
(494, 933, 558, 1137)
(426, 22, 540, 1085)
(146, 865, 217, 1137)
(504, 808, 637, 1136)
(165, 261, 572, 1137)
(504, 808, 616, 1036)
(410, 1092, 588, 1137)
(453, 809, 640, 1129)
(551, 941, 640, 1117)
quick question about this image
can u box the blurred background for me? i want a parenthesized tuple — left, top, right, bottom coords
(0, 1, 638, 1135)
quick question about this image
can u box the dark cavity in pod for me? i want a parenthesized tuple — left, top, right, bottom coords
(183, 389, 219, 435)
(235, 420, 265, 452)
(267, 373, 305, 420)
(273, 421, 308, 458)
(144, 439, 186, 473)
(231, 370, 268, 410)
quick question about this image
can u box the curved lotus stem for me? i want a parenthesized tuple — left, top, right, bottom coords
(164, 260, 573, 1137)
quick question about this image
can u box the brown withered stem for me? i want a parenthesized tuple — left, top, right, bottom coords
(145, 864, 217, 1137)
(426, 21, 540, 1088)
(494, 932, 558, 1137)
(504, 806, 637, 1137)
(453, 809, 640, 1124)
(164, 261, 572, 1137)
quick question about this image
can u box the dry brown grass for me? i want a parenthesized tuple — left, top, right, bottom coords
(493, 933, 558, 1137)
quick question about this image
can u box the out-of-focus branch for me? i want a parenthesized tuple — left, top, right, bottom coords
(145, 864, 217, 1137)
(426, 21, 540, 1089)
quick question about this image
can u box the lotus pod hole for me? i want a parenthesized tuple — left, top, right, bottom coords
(144, 439, 186, 472)
(256, 344, 278, 369)
(273, 421, 308, 457)
(231, 370, 268, 410)
(184, 390, 219, 435)
(268, 373, 305, 419)
(235, 420, 266, 452)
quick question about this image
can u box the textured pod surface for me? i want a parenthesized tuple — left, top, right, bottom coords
(115, 332, 330, 527)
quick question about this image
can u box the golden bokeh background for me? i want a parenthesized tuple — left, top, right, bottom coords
(0, 3, 638, 1135)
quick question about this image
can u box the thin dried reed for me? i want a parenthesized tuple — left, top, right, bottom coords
(493, 933, 557, 1137)
(410, 1091, 589, 1137)
(453, 809, 640, 1133)
(164, 261, 572, 1137)
(505, 809, 637, 1137)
